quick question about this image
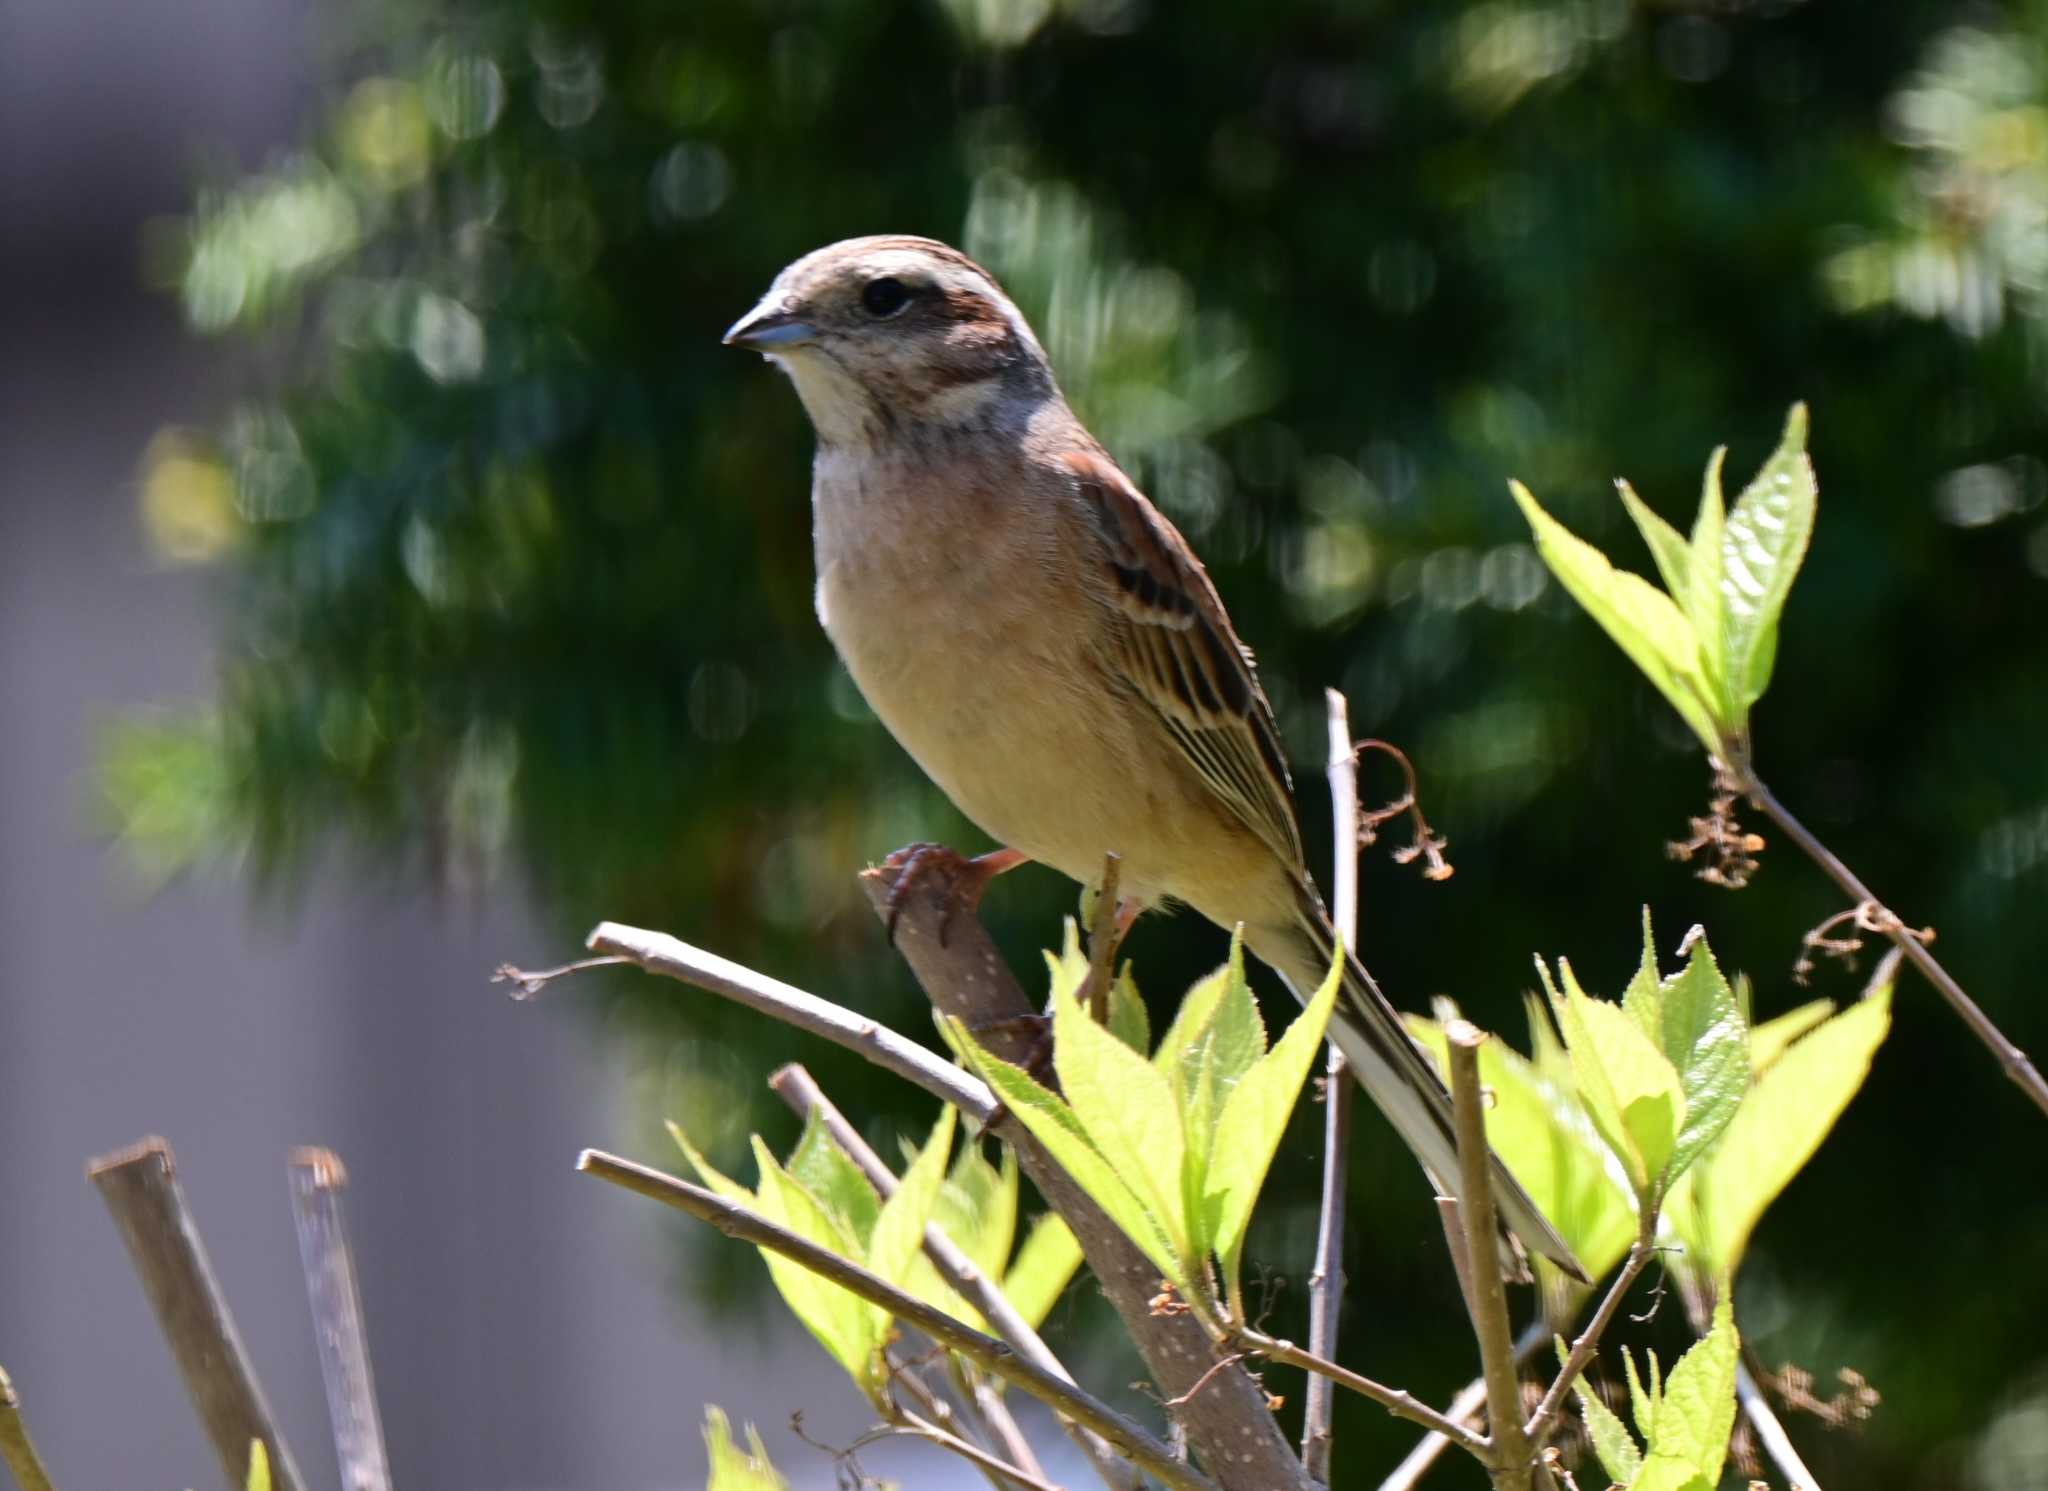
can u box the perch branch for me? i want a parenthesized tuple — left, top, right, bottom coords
(1740, 771, 2048, 1118)
(1226, 1327, 1490, 1454)
(1444, 1025, 1535, 1487)
(1522, 1206, 1657, 1447)
(578, 1149, 1215, 1491)
(1377, 1323, 1550, 1491)
(769, 1063, 1134, 1491)
(0, 1365, 58, 1491)
(87, 1136, 306, 1491)
(286, 1149, 393, 1491)
(1302, 687, 1360, 1483)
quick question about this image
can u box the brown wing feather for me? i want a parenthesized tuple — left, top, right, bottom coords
(1060, 450, 1305, 869)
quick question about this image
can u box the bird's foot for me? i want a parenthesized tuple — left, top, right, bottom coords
(880, 843, 1028, 947)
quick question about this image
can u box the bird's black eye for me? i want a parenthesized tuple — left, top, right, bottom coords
(861, 276, 912, 318)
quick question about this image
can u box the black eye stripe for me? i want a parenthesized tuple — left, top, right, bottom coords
(861, 276, 912, 317)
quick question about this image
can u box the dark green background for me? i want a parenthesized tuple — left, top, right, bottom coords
(123, 1, 2048, 1484)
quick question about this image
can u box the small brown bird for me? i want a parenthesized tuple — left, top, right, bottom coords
(725, 235, 1582, 1280)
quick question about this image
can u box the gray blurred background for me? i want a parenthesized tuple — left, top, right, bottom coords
(0, 3, 896, 1485)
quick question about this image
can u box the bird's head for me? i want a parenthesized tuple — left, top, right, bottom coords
(724, 236, 1055, 447)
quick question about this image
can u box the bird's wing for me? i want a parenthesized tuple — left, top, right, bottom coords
(1061, 449, 1307, 870)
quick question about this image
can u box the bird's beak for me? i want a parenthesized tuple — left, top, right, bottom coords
(722, 299, 817, 352)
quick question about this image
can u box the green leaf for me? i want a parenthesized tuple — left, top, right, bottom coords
(944, 1144, 1018, 1291)
(1409, 1014, 1637, 1288)
(1639, 1298, 1739, 1484)
(1205, 942, 1342, 1316)
(1684, 446, 1732, 718)
(1665, 988, 1890, 1277)
(751, 1138, 887, 1399)
(245, 1439, 272, 1491)
(1720, 403, 1817, 710)
(1156, 933, 1266, 1114)
(1108, 963, 1151, 1054)
(1616, 478, 1691, 604)
(1002, 1212, 1085, 1331)
(1050, 951, 1193, 1276)
(704, 1405, 792, 1491)
(869, 1105, 956, 1290)
(1544, 958, 1686, 1195)
(787, 1109, 881, 1250)
(1625, 1346, 1663, 1447)
(1633, 924, 1750, 1185)
(951, 1021, 1188, 1288)
(1510, 480, 1726, 755)
(1564, 1338, 1642, 1486)
(1748, 998, 1836, 1074)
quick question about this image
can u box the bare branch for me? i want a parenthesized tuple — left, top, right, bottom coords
(893, 1408, 1066, 1491)
(87, 1137, 306, 1491)
(1227, 1327, 1490, 1455)
(859, 864, 1318, 1491)
(0, 1365, 59, 1491)
(1377, 1323, 1549, 1491)
(769, 1063, 1136, 1491)
(1523, 1212, 1657, 1447)
(578, 1149, 1216, 1491)
(1303, 688, 1360, 1483)
(287, 1148, 393, 1491)
(1740, 770, 2048, 1119)
(1444, 1025, 1535, 1488)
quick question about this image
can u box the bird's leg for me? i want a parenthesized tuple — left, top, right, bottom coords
(880, 842, 1029, 947)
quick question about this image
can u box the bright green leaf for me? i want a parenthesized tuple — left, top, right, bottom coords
(1637, 926, 1750, 1185)
(751, 1137, 887, 1399)
(1002, 1212, 1085, 1331)
(787, 1109, 881, 1250)
(1629, 1462, 1714, 1491)
(1546, 958, 1686, 1194)
(941, 1143, 1017, 1291)
(1666, 988, 1890, 1276)
(951, 1021, 1188, 1289)
(1510, 480, 1726, 755)
(1157, 933, 1267, 1115)
(1640, 1298, 1739, 1483)
(669, 1120, 755, 1207)
(704, 1405, 792, 1491)
(245, 1439, 271, 1491)
(1617, 478, 1691, 604)
(1625, 1347, 1663, 1447)
(1564, 1337, 1642, 1487)
(869, 1105, 956, 1290)
(1748, 997, 1836, 1074)
(1720, 403, 1817, 710)
(1108, 963, 1151, 1055)
(1684, 445, 1732, 719)
(1206, 943, 1342, 1318)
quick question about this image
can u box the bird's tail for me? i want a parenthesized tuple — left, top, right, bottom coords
(1254, 893, 1588, 1284)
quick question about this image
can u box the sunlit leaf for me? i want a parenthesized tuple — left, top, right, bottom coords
(1665, 988, 1890, 1277)
(1720, 404, 1817, 710)
(1510, 481, 1725, 754)
(868, 1105, 956, 1291)
(1617, 478, 1691, 605)
(1109, 963, 1151, 1055)
(1205, 942, 1341, 1316)
(1002, 1212, 1085, 1332)
(751, 1138, 886, 1400)
(786, 1109, 881, 1250)
(1543, 958, 1686, 1194)
(1625, 921, 1749, 1185)
(704, 1405, 792, 1491)
(1748, 998, 1836, 1074)
(1637, 1298, 1739, 1485)
(1564, 1336, 1642, 1486)
(1625, 1345, 1663, 1448)
(1684, 446, 1731, 718)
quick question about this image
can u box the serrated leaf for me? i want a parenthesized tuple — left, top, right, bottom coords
(1747, 998, 1835, 1074)
(1108, 963, 1151, 1054)
(1206, 943, 1342, 1318)
(869, 1105, 956, 1291)
(704, 1405, 792, 1491)
(1721, 404, 1817, 710)
(951, 1022, 1188, 1289)
(1617, 478, 1691, 603)
(1043, 918, 1091, 1006)
(1640, 1298, 1739, 1483)
(1685, 446, 1732, 719)
(1625, 1347, 1662, 1446)
(1637, 925, 1750, 1185)
(1002, 1212, 1084, 1331)
(1546, 959, 1686, 1194)
(1410, 1015, 1637, 1287)
(1511, 480, 1727, 755)
(787, 1109, 881, 1250)
(1665, 989, 1890, 1277)
(1630, 1463, 1714, 1491)
(1050, 954, 1192, 1275)
(752, 1138, 887, 1400)
(1567, 1355, 1643, 1486)
(1157, 932, 1267, 1112)
(939, 1144, 1017, 1290)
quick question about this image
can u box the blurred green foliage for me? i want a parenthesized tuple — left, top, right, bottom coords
(116, 0, 2048, 1484)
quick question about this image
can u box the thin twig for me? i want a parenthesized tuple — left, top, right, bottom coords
(1736, 1360, 1821, 1491)
(0, 1365, 59, 1491)
(491, 953, 630, 998)
(1226, 1327, 1490, 1455)
(1741, 771, 2048, 1118)
(893, 1408, 1066, 1491)
(1302, 688, 1361, 1484)
(886, 1362, 1020, 1491)
(769, 1064, 1134, 1491)
(578, 1149, 1216, 1491)
(286, 1149, 393, 1491)
(1523, 1211, 1657, 1447)
(1377, 1323, 1549, 1491)
(584, 922, 997, 1123)
(87, 1137, 306, 1491)
(1445, 1025, 1535, 1488)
